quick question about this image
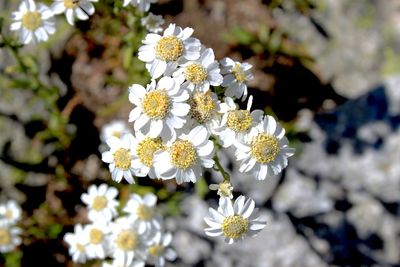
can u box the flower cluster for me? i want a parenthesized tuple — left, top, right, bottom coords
(10, 0, 162, 44)
(64, 184, 176, 267)
(100, 23, 295, 243)
(0, 200, 22, 253)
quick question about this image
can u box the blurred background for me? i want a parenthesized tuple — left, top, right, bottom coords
(0, 0, 400, 266)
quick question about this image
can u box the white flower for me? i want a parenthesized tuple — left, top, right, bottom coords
(102, 134, 137, 183)
(130, 132, 164, 178)
(138, 24, 201, 79)
(10, 0, 55, 44)
(153, 125, 215, 184)
(141, 13, 164, 33)
(204, 196, 266, 244)
(0, 220, 22, 253)
(128, 77, 190, 142)
(109, 217, 149, 266)
(64, 224, 89, 263)
(221, 57, 254, 101)
(103, 259, 145, 267)
(174, 47, 223, 92)
(100, 120, 130, 143)
(51, 0, 97, 26)
(209, 180, 234, 199)
(235, 115, 295, 180)
(123, 193, 161, 235)
(84, 220, 112, 259)
(0, 200, 22, 224)
(123, 0, 157, 12)
(81, 184, 119, 222)
(147, 232, 177, 267)
(214, 96, 263, 148)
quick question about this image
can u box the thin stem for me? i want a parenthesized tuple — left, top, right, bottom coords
(213, 152, 230, 182)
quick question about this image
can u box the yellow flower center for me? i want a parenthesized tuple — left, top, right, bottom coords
(251, 133, 280, 164)
(116, 230, 138, 251)
(142, 90, 170, 120)
(232, 63, 246, 82)
(155, 36, 184, 61)
(4, 210, 13, 219)
(221, 215, 249, 240)
(148, 244, 165, 257)
(169, 140, 197, 169)
(113, 148, 131, 170)
(218, 181, 233, 198)
(0, 228, 11, 245)
(92, 196, 107, 211)
(89, 228, 104, 245)
(76, 243, 85, 252)
(136, 137, 163, 167)
(185, 63, 208, 84)
(64, 0, 79, 9)
(190, 91, 216, 123)
(22, 11, 42, 31)
(112, 131, 122, 139)
(226, 110, 252, 132)
(136, 204, 154, 221)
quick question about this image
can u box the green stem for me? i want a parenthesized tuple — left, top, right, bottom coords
(213, 152, 230, 182)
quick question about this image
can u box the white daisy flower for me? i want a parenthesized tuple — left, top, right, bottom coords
(153, 125, 215, 184)
(138, 24, 202, 79)
(109, 217, 149, 266)
(84, 220, 112, 259)
(102, 134, 137, 184)
(100, 120, 130, 143)
(123, 193, 161, 235)
(51, 0, 97, 26)
(0, 200, 22, 224)
(209, 180, 234, 199)
(81, 184, 119, 222)
(123, 0, 157, 12)
(10, 0, 55, 45)
(103, 259, 145, 267)
(130, 132, 164, 178)
(204, 196, 266, 244)
(221, 57, 254, 101)
(235, 115, 295, 180)
(214, 96, 263, 148)
(141, 13, 164, 34)
(0, 221, 22, 253)
(174, 47, 223, 92)
(147, 232, 177, 267)
(128, 77, 190, 142)
(64, 224, 89, 263)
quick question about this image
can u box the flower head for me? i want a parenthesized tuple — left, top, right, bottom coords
(141, 13, 164, 33)
(123, 0, 157, 12)
(147, 232, 176, 267)
(204, 196, 266, 244)
(81, 184, 119, 222)
(51, 0, 98, 25)
(209, 181, 234, 199)
(0, 200, 22, 225)
(64, 224, 89, 263)
(221, 57, 254, 101)
(10, 0, 55, 44)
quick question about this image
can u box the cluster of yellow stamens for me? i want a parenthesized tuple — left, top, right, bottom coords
(116, 230, 138, 251)
(142, 90, 170, 120)
(190, 91, 216, 123)
(0, 228, 11, 245)
(232, 63, 247, 82)
(113, 148, 131, 170)
(89, 228, 104, 245)
(155, 36, 184, 61)
(92, 196, 108, 211)
(22, 11, 42, 31)
(251, 133, 280, 164)
(221, 215, 249, 239)
(148, 244, 165, 257)
(184, 63, 208, 84)
(136, 204, 154, 221)
(169, 140, 197, 169)
(226, 110, 252, 132)
(136, 137, 163, 167)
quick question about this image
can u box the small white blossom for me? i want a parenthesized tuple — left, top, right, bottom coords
(123, 0, 157, 12)
(141, 13, 164, 33)
(221, 57, 254, 101)
(0, 200, 22, 225)
(64, 224, 89, 263)
(51, 0, 98, 26)
(147, 232, 177, 267)
(84, 220, 112, 259)
(100, 120, 131, 143)
(81, 184, 119, 222)
(209, 181, 234, 199)
(0, 220, 22, 253)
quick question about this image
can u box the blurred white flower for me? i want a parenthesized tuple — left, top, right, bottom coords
(102, 134, 137, 183)
(138, 24, 201, 78)
(10, 0, 55, 44)
(235, 115, 295, 180)
(51, 0, 98, 25)
(204, 196, 266, 244)
(141, 13, 164, 33)
(64, 224, 89, 263)
(0, 221, 21, 253)
(128, 77, 190, 142)
(147, 232, 177, 267)
(0, 200, 22, 225)
(123, 0, 157, 12)
(221, 58, 254, 101)
(84, 220, 112, 259)
(81, 184, 119, 222)
(153, 125, 214, 184)
(100, 120, 130, 143)
(123, 193, 161, 235)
